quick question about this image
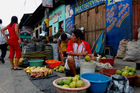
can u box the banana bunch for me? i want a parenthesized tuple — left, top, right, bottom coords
(24, 66, 53, 78)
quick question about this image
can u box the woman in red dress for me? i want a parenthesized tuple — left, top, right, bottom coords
(1, 16, 22, 70)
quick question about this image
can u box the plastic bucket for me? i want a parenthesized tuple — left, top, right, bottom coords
(28, 59, 44, 67)
(80, 60, 96, 74)
(80, 73, 110, 93)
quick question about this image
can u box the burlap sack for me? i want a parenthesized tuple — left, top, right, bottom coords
(116, 39, 129, 59)
(123, 41, 140, 61)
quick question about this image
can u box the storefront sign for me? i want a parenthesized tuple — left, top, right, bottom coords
(75, 0, 105, 14)
(53, 14, 58, 23)
(106, 3, 129, 32)
(106, 0, 132, 55)
(20, 30, 31, 34)
(42, 0, 53, 7)
(49, 11, 62, 23)
(65, 4, 74, 34)
(107, 0, 115, 5)
(107, 0, 123, 5)
(115, 0, 122, 2)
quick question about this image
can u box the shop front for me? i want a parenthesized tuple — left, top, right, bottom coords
(72, 0, 133, 55)
(74, 0, 106, 47)
(49, 4, 66, 36)
(20, 26, 32, 42)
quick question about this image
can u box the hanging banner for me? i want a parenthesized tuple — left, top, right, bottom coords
(65, 4, 74, 34)
(42, 0, 53, 7)
(45, 18, 49, 27)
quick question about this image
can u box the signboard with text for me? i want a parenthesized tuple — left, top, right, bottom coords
(42, 0, 53, 7)
(75, 0, 105, 14)
(106, 0, 133, 54)
(65, 4, 74, 34)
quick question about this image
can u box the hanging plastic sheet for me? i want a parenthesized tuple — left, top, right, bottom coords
(92, 32, 106, 55)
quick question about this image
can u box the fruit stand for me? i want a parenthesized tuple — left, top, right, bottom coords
(99, 67, 136, 86)
(22, 53, 138, 93)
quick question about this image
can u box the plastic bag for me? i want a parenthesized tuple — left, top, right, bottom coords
(107, 75, 134, 93)
(138, 27, 140, 40)
(21, 58, 29, 67)
(95, 62, 113, 71)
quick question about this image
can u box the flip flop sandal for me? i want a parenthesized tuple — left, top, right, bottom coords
(11, 67, 15, 70)
(14, 67, 22, 70)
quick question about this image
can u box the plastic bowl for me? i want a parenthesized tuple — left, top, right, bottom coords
(53, 77, 90, 93)
(28, 59, 44, 67)
(80, 73, 110, 93)
(45, 60, 61, 69)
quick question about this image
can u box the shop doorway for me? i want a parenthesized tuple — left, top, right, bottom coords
(59, 21, 64, 32)
(133, 0, 140, 40)
(49, 26, 52, 36)
(74, 3, 106, 47)
(36, 30, 38, 38)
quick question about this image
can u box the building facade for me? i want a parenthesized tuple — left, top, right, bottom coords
(49, 4, 66, 36)
(66, 0, 133, 54)
(19, 0, 140, 55)
(106, 0, 133, 54)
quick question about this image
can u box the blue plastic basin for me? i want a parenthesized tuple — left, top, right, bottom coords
(80, 73, 110, 93)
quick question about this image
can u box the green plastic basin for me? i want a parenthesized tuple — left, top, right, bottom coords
(28, 59, 44, 67)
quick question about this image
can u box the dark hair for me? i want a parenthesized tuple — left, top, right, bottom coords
(72, 29, 84, 40)
(10, 16, 18, 27)
(0, 19, 2, 24)
(61, 33, 67, 41)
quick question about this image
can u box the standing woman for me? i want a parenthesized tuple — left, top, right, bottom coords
(1, 16, 22, 70)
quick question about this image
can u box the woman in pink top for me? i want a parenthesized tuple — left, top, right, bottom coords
(1, 16, 22, 70)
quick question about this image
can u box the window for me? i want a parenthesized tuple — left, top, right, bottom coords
(36, 30, 38, 38)
(40, 28, 42, 34)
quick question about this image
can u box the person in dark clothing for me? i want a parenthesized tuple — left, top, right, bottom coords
(0, 19, 8, 64)
(58, 33, 71, 65)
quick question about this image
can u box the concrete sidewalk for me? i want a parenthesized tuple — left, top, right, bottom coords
(0, 51, 140, 93)
(0, 51, 43, 93)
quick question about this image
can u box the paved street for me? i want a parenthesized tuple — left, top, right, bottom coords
(0, 51, 43, 93)
(0, 51, 140, 93)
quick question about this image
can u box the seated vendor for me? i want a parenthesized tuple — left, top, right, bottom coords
(65, 29, 92, 75)
(58, 33, 71, 65)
